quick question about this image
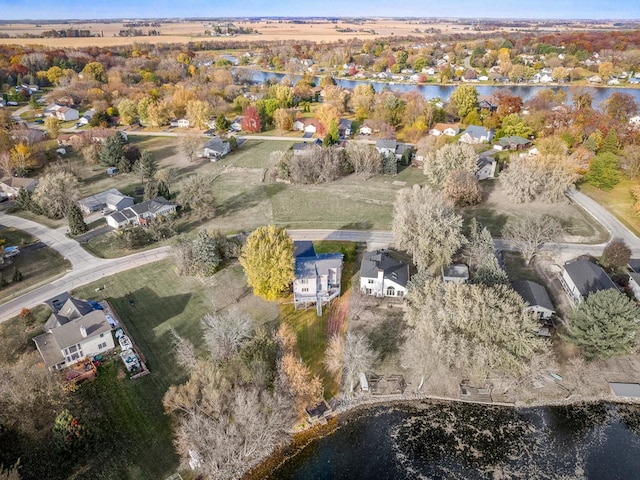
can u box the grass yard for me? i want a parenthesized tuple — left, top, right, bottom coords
(69, 259, 278, 479)
(9, 208, 67, 228)
(0, 227, 70, 303)
(579, 179, 640, 237)
(503, 251, 545, 284)
(461, 181, 609, 243)
(226, 139, 298, 168)
(279, 241, 359, 400)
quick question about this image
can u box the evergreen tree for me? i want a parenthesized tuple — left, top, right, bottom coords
(67, 202, 88, 236)
(323, 119, 339, 146)
(12, 267, 23, 282)
(144, 181, 159, 200)
(563, 289, 640, 360)
(191, 230, 222, 276)
(98, 132, 126, 167)
(134, 150, 158, 185)
(600, 130, 619, 154)
(381, 153, 397, 175)
(215, 115, 229, 132)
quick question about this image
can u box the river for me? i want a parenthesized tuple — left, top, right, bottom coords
(268, 401, 640, 479)
(244, 69, 640, 105)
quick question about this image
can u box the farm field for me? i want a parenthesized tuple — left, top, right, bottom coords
(0, 18, 574, 48)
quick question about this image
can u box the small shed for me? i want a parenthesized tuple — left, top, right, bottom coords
(305, 399, 332, 423)
(610, 383, 640, 399)
(442, 264, 469, 283)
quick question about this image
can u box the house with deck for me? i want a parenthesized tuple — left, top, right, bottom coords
(292, 241, 343, 314)
(560, 259, 617, 304)
(33, 297, 115, 371)
(360, 250, 409, 298)
(105, 196, 176, 229)
(78, 188, 133, 214)
(202, 137, 231, 160)
(512, 280, 555, 320)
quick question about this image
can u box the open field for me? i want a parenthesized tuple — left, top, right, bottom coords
(69, 138, 609, 255)
(1, 19, 630, 48)
(0, 226, 70, 303)
(579, 179, 640, 237)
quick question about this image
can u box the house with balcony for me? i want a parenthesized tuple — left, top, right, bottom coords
(292, 241, 343, 314)
(360, 250, 409, 299)
(33, 296, 116, 371)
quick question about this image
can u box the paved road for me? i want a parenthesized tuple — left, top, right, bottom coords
(2, 184, 639, 321)
(567, 189, 640, 250)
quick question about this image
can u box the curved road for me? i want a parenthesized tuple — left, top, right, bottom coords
(1, 187, 639, 322)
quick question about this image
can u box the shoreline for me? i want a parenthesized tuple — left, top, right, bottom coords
(238, 66, 640, 91)
(243, 391, 640, 479)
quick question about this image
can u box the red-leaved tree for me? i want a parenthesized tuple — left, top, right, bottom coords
(242, 105, 261, 133)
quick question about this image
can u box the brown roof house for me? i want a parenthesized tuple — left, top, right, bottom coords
(33, 296, 115, 371)
(0, 177, 38, 199)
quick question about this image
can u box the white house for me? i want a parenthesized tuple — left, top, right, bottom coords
(338, 119, 352, 137)
(33, 297, 115, 371)
(78, 109, 96, 126)
(429, 123, 460, 137)
(106, 196, 176, 229)
(202, 137, 231, 160)
(229, 116, 243, 132)
(476, 157, 497, 180)
(629, 115, 640, 127)
(512, 280, 555, 320)
(560, 259, 617, 304)
(292, 241, 343, 313)
(292, 118, 320, 134)
(459, 126, 494, 144)
(78, 188, 134, 214)
(359, 125, 372, 135)
(54, 106, 80, 121)
(0, 177, 38, 199)
(360, 250, 409, 298)
(177, 118, 190, 128)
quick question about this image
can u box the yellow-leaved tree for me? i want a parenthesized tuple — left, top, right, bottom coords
(239, 225, 294, 301)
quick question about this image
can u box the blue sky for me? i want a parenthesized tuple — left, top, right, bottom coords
(1, 0, 638, 20)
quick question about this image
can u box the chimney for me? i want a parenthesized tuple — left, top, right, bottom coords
(80, 325, 88, 338)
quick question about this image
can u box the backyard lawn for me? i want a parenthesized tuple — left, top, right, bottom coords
(0, 227, 70, 303)
(579, 179, 640, 237)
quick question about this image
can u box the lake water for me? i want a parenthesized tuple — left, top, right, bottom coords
(244, 69, 640, 105)
(268, 401, 640, 480)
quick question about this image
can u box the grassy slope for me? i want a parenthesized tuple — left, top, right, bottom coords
(0, 227, 70, 303)
(579, 179, 640, 237)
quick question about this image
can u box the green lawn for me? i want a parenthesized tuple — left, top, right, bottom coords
(0, 227, 70, 303)
(579, 179, 640, 237)
(69, 259, 277, 479)
(227, 139, 298, 168)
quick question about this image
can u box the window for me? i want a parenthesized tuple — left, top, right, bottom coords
(386, 286, 396, 296)
(302, 288, 309, 293)
(397, 291, 404, 298)
(300, 279, 308, 284)
(100, 333, 105, 338)
(367, 279, 374, 284)
(98, 342, 107, 349)
(69, 345, 78, 353)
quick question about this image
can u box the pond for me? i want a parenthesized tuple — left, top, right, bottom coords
(268, 401, 640, 480)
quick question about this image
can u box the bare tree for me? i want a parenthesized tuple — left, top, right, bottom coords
(600, 238, 632, 271)
(169, 327, 197, 370)
(32, 171, 80, 219)
(442, 169, 482, 206)
(502, 214, 562, 265)
(324, 334, 344, 383)
(0, 151, 13, 178)
(202, 309, 254, 362)
(501, 155, 580, 204)
(176, 174, 216, 220)
(345, 142, 382, 177)
(403, 274, 545, 384)
(392, 186, 466, 272)
(179, 134, 203, 163)
(423, 143, 478, 187)
(342, 332, 377, 393)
